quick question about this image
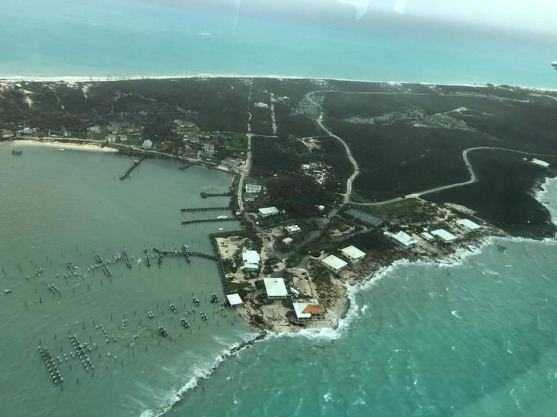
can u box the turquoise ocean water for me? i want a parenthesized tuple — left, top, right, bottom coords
(1, 0, 556, 88)
(1, 2, 557, 416)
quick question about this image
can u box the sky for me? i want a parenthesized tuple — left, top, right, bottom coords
(154, 0, 557, 36)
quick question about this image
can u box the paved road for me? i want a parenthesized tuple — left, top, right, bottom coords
(354, 146, 557, 207)
(306, 89, 554, 208)
(306, 92, 360, 205)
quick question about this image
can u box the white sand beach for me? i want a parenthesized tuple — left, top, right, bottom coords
(13, 139, 118, 153)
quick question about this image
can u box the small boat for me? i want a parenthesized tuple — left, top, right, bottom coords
(4, 289, 11, 294)
(59, 148, 66, 152)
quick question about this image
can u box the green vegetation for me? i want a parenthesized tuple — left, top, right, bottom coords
(425, 151, 557, 238)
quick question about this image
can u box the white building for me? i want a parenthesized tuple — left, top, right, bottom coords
(421, 232, 435, 242)
(285, 225, 301, 234)
(106, 134, 117, 143)
(391, 231, 418, 248)
(241, 250, 260, 271)
(431, 229, 457, 242)
(293, 300, 326, 320)
(142, 139, 153, 150)
(341, 245, 366, 263)
(282, 237, 293, 245)
(258, 207, 280, 217)
(245, 184, 262, 194)
(456, 219, 481, 232)
(322, 255, 348, 273)
(226, 293, 243, 307)
(202, 143, 215, 156)
(263, 278, 288, 299)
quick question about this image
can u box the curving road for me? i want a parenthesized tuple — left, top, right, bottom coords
(306, 90, 556, 208)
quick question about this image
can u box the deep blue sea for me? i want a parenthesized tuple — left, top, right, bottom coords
(1, 0, 556, 88)
(1, 2, 557, 416)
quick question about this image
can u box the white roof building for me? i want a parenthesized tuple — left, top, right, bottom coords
(226, 293, 243, 306)
(258, 207, 280, 217)
(341, 245, 366, 263)
(531, 158, 550, 168)
(263, 278, 288, 299)
(241, 250, 260, 270)
(293, 300, 326, 320)
(282, 237, 293, 245)
(142, 139, 153, 150)
(285, 225, 301, 234)
(456, 219, 481, 232)
(245, 184, 262, 194)
(421, 232, 435, 242)
(322, 255, 348, 272)
(431, 229, 457, 242)
(391, 231, 418, 248)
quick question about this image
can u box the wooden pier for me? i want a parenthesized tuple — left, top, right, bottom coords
(69, 334, 93, 372)
(200, 191, 233, 198)
(119, 156, 146, 180)
(181, 217, 236, 226)
(122, 248, 132, 269)
(179, 162, 194, 171)
(209, 234, 231, 293)
(94, 254, 112, 277)
(38, 346, 63, 385)
(143, 248, 151, 267)
(180, 206, 230, 213)
(152, 247, 217, 262)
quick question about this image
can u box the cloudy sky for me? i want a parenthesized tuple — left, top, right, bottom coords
(155, 0, 557, 36)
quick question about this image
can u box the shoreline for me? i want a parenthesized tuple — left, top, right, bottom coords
(1, 74, 556, 92)
(11, 139, 118, 153)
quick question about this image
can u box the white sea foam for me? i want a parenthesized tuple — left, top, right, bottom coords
(146, 330, 263, 417)
(535, 175, 557, 228)
(451, 310, 463, 319)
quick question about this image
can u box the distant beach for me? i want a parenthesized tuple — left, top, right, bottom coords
(14, 139, 118, 153)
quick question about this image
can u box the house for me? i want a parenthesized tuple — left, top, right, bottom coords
(456, 219, 481, 232)
(201, 143, 215, 157)
(258, 207, 280, 217)
(226, 293, 243, 307)
(421, 232, 435, 242)
(322, 255, 348, 273)
(293, 300, 326, 320)
(142, 139, 153, 150)
(285, 225, 301, 234)
(431, 229, 457, 243)
(391, 231, 418, 248)
(241, 250, 260, 271)
(263, 278, 288, 299)
(118, 134, 128, 143)
(282, 237, 293, 245)
(106, 134, 117, 143)
(245, 184, 262, 194)
(245, 184, 262, 200)
(341, 245, 366, 263)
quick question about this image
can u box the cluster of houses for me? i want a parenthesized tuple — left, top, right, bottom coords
(262, 277, 326, 321)
(301, 162, 330, 185)
(321, 245, 366, 273)
(226, 247, 327, 321)
(389, 218, 482, 249)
